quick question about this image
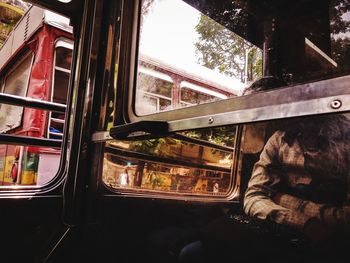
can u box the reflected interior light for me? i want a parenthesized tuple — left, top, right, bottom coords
(119, 173, 128, 186)
(180, 81, 228, 99)
(305, 37, 338, 67)
(139, 66, 173, 82)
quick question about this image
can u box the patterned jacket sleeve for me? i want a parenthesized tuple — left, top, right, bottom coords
(243, 131, 310, 230)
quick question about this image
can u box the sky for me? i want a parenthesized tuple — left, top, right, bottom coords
(139, 0, 200, 65)
(139, 0, 246, 93)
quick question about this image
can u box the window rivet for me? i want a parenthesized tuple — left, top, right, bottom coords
(208, 117, 214, 124)
(330, 99, 342, 109)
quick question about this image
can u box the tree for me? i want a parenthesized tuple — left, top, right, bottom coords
(330, 0, 350, 72)
(195, 12, 262, 83)
(182, 126, 235, 148)
(329, 0, 350, 35)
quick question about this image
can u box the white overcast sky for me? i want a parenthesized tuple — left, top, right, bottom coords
(138, 0, 246, 92)
(139, 0, 200, 65)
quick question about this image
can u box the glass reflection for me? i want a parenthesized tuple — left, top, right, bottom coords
(135, 0, 350, 115)
(103, 127, 236, 195)
(136, 0, 262, 115)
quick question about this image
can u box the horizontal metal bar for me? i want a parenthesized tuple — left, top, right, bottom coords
(55, 66, 71, 74)
(49, 132, 63, 137)
(0, 134, 62, 148)
(110, 120, 169, 140)
(169, 94, 350, 132)
(129, 75, 350, 131)
(0, 93, 66, 113)
(51, 118, 65, 124)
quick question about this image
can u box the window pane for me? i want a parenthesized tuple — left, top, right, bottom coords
(103, 126, 237, 197)
(180, 87, 217, 106)
(0, 144, 61, 186)
(135, 0, 262, 115)
(135, 0, 350, 116)
(0, 55, 32, 133)
(48, 45, 72, 139)
(55, 46, 72, 70)
(53, 70, 70, 103)
(136, 71, 173, 113)
(0, 6, 74, 188)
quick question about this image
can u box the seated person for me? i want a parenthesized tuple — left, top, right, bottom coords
(244, 113, 350, 257)
(180, 114, 350, 263)
(179, 77, 350, 263)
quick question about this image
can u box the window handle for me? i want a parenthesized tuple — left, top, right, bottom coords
(109, 121, 169, 140)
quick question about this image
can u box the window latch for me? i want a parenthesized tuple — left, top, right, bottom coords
(109, 121, 169, 140)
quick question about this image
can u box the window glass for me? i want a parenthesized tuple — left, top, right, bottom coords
(180, 87, 217, 106)
(135, 0, 350, 116)
(137, 71, 173, 113)
(103, 125, 237, 197)
(48, 44, 72, 139)
(0, 144, 62, 186)
(0, 54, 32, 133)
(135, 0, 262, 115)
(55, 46, 72, 70)
(0, 6, 74, 188)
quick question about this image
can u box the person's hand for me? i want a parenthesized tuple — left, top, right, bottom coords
(303, 218, 330, 243)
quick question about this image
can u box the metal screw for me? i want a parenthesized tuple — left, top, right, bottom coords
(330, 99, 342, 109)
(208, 117, 214, 124)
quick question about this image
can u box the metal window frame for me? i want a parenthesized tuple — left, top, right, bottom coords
(0, 92, 66, 193)
(119, 0, 350, 133)
(105, 0, 350, 202)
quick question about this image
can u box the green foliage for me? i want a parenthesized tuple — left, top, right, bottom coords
(128, 137, 179, 156)
(182, 126, 236, 148)
(332, 37, 350, 70)
(150, 173, 164, 189)
(248, 48, 263, 81)
(330, 0, 350, 71)
(195, 15, 246, 80)
(194, 11, 262, 82)
(330, 0, 350, 35)
(0, 21, 15, 47)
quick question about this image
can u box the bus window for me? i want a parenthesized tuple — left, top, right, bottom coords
(122, 0, 350, 130)
(0, 54, 33, 133)
(137, 70, 173, 113)
(135, 0, 263, 115)
(180, 86, 217, 107)
(103, 125, 237, 199)
(48, 40, 73, 139)
(0, 5, 73, 187)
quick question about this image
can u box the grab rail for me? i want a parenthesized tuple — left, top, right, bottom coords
(0, 93, 66, 113)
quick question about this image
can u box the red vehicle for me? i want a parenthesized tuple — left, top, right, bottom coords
(0, 6, 73, 186)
